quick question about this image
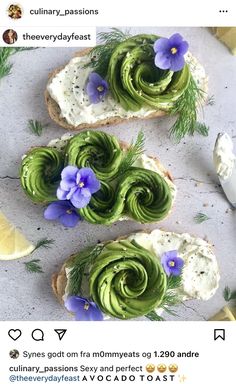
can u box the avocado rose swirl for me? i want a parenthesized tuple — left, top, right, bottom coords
(65, 130, 123, 181)
(80, 167, 172, 224)
(107, 34, 191, 112)
(20, 130, 173, 225)
(89, 240, 167, 319)
(20, 147, 64, 203)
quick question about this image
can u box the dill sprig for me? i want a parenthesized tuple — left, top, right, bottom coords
(145, 311, 165, 321)
(24, 259, 44, 273)
(146, 275, 182, 321)
(68, 244, 104, 295)
(84, 28, 130, 77)
(34, 238, 55, 251)
(206, 95, 215, 106)
(0, 47, 35, 81)
(194, 212, 210, 224)
(223, 286, 236, 302)
(28, 119, 45, 136)
(119, 131, 145, 175)
(169, 76, 209, 142)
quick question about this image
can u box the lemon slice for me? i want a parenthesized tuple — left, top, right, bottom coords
(0, 212, 35, 260)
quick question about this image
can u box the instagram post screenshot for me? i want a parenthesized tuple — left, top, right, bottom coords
(0, 0, 235, 383)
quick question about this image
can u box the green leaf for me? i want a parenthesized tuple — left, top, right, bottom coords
(68, 244, 104, 295)
(145, 311, 165, 321)
(169, 75, 209, 142)
(28, 119, 45, 136)
(194, 212, 210, 224)
(34, 238, 55, 251)
(0, 47, 36, 82)
(84, 28, 130, 77)
(24, 259, 44, 273)
(223, 286, 236, 302)
(119, 131, 145, 175)
(206, 95, 215, 106)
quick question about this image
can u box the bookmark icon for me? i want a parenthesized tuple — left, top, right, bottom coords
(54, 329, 67, 341)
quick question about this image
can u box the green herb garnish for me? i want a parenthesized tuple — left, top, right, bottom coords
(145, 311, 165, 321)
(0, 47, 35, 81)
(206, 95, 215, 106)
(146, 275, 182, 321)
(84, 28, 130, 77)
(119, 131, 145, 175)
(68, 244, 104, 295)
(223, 286, 236, 302)
(28, 119, 45, 136)
(169, 76, 209, 142)
(194, 212, 210, 224)
(24, 259, 44, 273)
(34, 238, 55, 251)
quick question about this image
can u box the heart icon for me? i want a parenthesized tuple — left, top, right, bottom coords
(8, 329, 22, 341)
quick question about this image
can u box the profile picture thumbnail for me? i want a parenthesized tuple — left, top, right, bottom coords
(9, 349, 20, 359)
(7, 4, 22, 19)
(2, 29, 18, 45)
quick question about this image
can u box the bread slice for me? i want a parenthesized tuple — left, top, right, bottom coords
(45, 48, 207, 131)
(52, 228, 219, 314)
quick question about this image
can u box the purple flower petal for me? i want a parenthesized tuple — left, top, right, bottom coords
(70, 188, 91, 208)
(154, 52, 171, 70)
(154, 37, 171, 53)
(176, 40, 189, 55)
(65, 186, 78, 200)
(169, 33, 184, 46)
(153, 33, 188, 72)
(75, 302, 103, 321)
(44, 201, 69, 220)
(59, 211, 80, 227)
(65, 296, 85, 312)
(61, 166, 78, 180)
(60, 178, 76, 191)
(170, 55, 185, 72)
(86, 72, 108, 104)
(161, 250, 184, 276)
(57, 187, 69, 200)
(88, 72, 103, 85)
(65, 295, 103, 321)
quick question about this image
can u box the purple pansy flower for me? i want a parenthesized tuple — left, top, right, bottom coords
(161, 250, 184, 276)
(57, 166, 101, 209)
(154, 33, 189, 72)
(86, 72, 108, 104)
(44, 201, 80, 228)
(65, 295, 103, 321)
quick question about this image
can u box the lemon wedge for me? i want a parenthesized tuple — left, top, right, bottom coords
(0, 212, 35, 260)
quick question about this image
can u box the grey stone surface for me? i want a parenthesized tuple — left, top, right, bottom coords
(0, 27, 235, 321)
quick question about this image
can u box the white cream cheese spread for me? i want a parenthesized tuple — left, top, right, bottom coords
(213, 132, 236, 181)
(127, 229, 219, 301)
(47, 52, 207, 127)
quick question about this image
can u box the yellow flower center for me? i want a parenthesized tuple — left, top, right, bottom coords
(171, 47, 178, 55)
(84, 303, 90, 311)
(66, 209, 72, 215)
(97, 85, 104, 92)
(79, 181, 84, 188)
(169, 261, 175, 267)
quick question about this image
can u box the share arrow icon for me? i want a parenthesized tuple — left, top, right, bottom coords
(54, 329, 67, 341)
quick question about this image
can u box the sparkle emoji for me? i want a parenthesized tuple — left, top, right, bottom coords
(146, 364, 155, 373)
(169, 364, 178, 373)
(157, 364, 167, 373)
